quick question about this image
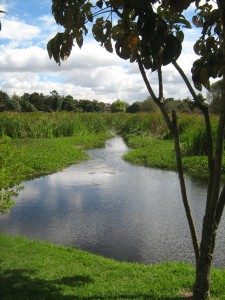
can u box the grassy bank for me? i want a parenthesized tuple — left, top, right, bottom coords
(14, 133, 111, 179)
(123, 135, 225, 174)
(1, 234, 225, 299)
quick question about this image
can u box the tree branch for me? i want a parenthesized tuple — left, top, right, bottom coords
(137, 55, 200, 262)
(172, 59, 214, 212)
(158, 59, 164, 101)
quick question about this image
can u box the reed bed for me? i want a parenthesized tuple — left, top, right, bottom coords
(0, 112, 219, 156)
(0, 112, 114, 138)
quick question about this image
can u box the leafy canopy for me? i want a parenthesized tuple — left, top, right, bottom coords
(48, 1, 223, 92)
(192, 2, 224, 90)
(48, 1, 194, 72)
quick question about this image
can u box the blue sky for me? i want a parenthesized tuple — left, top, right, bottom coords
(0, 0, 214, 103)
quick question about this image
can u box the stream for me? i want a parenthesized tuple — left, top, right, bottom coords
(0, 136, 225, 268)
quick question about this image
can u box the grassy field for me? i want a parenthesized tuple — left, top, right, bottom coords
(1, 234, 225, 300)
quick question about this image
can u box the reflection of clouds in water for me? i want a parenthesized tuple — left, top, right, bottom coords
(47, 160, 116, 188)
(105, 137, 128, 152)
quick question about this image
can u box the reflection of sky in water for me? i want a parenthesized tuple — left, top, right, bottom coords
(0, 136, 225, 268)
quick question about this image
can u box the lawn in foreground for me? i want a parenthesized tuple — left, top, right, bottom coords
(0, 235, 225, 300)
(0, 234, 198, 300)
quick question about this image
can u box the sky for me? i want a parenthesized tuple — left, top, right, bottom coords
(0, 0, 215, 104)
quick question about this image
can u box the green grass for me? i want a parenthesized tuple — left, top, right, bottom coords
(0, 112, 220, 157)
(0, 112, 115, 139)
(123, 135, 225, 174)
(14, 134, 111, 179)
(0, 234, 225, 300)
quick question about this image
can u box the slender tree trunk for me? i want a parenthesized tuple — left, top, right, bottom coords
(172, 60, 214, 210)
(193, 99, 225, 298)
(171, 110, 200, 263)
(137, 55, 200, 262)
(194, 2, 225, 296)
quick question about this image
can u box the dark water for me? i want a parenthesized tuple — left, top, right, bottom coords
(0, 136, 225, 268)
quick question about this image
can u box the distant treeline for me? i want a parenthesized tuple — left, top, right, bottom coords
(0, 80, 222, 113)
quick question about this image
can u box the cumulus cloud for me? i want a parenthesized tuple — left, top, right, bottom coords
(0, 1, 210, 103)
(1, 18, 40, 41)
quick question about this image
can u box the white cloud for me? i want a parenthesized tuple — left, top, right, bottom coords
(0, 1, 212, 103)
(1, 17, 40, 41)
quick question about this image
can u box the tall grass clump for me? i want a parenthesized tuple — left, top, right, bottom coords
(117, 112, 169, 137)
(180, 115, 218, 156)
(0, 112, 114, 139)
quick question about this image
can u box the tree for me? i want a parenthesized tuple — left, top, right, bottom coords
(207, 80, 223, 113)
(29, 92, 45, 111)
(0, 90, 9, 112)
(48, 1, 225, 298)
(61, 95, 78, 111)
(126, 102, 140, 113)
(5, 94, 21, 112)
(20, 93, 37, 112)
(164, 97, 195, 113)
(0, 136, 25, 214)
(111, 99, 127, 112)
(139, 97, 159, 112)
(50, 90, 63, 111)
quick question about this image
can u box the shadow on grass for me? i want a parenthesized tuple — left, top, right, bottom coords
(0, 268, 185, 300)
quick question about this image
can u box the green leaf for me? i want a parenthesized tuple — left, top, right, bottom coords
(92, 17, 104, 43)
(47, 38, 54, 59)
(86, 11, 93, 22)
(162, 34, 182, 66)
(176, 31, 184, 43)
(75, 30, 83, 48)
(52, 33, 64, 65)
(172, 16, 191, 29)
(64, 6, 74, 27)
(200, 67, 210, 90)
(96, 0, 103, 9)
(104, 39, 113, 53)
(60, 35, 73, 60)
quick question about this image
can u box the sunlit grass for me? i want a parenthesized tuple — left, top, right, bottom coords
(14, 134, 111, 179)
(124, 135, 225, 174)
(0, 234, 224, 300)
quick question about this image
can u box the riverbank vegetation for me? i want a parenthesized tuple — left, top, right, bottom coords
(0, 112, 223, 177)
(1, 111, 225, 298)
(14, 134, 111, 179)
(1, 234, 225, 300)
(123, 136, 216, 174)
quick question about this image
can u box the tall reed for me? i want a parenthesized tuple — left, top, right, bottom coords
(0, 112, 114, 139)
(0, 112, 219, 157)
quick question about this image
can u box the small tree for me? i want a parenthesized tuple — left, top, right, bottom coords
(111, 99, 127, 112)
(0, 136, 25, 214)
(139, 97, 159, 112)
(126, 102, 140, 113)
(48, 1, 225, 298)
(207, 80, 223, 113)
(0, 90, 10, 112)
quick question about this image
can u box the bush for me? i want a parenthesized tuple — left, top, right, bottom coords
(0, 136, 25, 214)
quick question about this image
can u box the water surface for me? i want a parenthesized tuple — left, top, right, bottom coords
(0, 136, 225, 268)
